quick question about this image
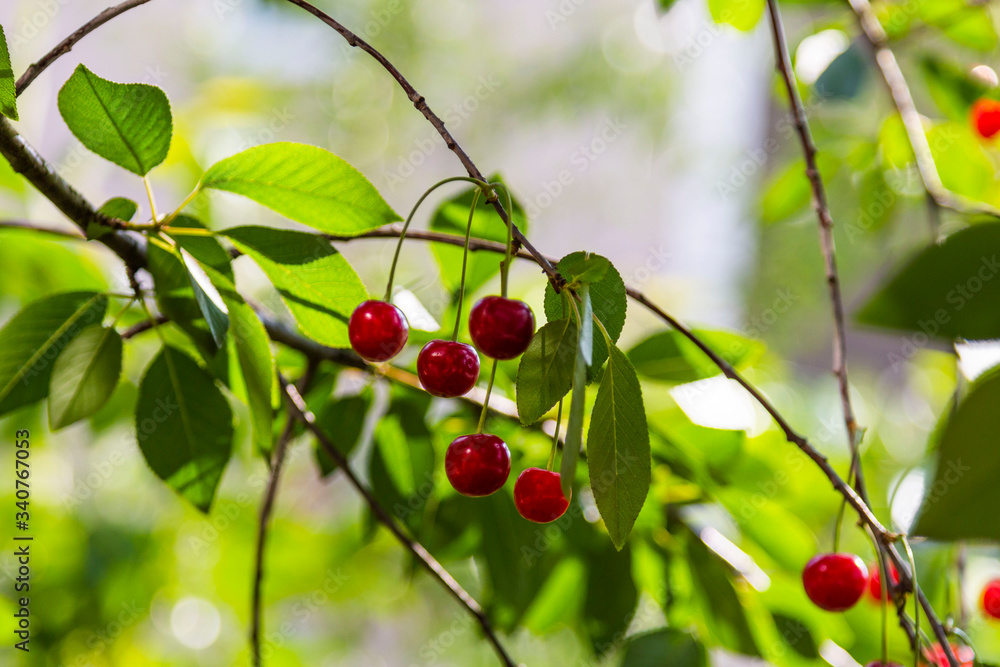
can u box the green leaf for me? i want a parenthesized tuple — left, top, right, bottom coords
(686, 530, 760, 656)
(516, 318, 578, 425)
(171, 215, 233, 281)
(587, 344, 651, 549)
(856, 223, 1000, 341)
(180, 249, 229, 347)
(223, 295, 274, 457)
(47, 325, 122, 429)
(0, 26, 18, 121)
(202, 143, 399, 235)
(315, 392, 371, 476)
(564, 255, 610, 286)
(814, 44, 868, 100)
(928, 122, 994, 201)
(561, 286, 592, 500)
(98, 197, 139, 222)
(911, 366, 1000, 540)
(583, 540, 637, 651)
(224, 226, 369, 347)
(429, 175, 528, 295)
(544, 252, 626, 380)
(627, 329, 763, 384)
(708, 0, 765, 31)
(760, 160, 811, 225)
(922, 0, 997, 50)
(57, 64, 172, 176)
(0, 292, 108, 417)
(878, 114, 916, 170)
(135, 346, 233, 512)
(621, 629, 708, 667)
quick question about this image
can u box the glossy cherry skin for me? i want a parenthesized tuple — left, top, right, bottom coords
(417, 340, 480, 398)
(867, 561, 899, 601)
(348, 300, 409, 362)
(982, 578, 1000, 619)
(926, 644, 975, 667)
(468, 296, 536, 360)
(971, 99, 1000, 139)
(445, 434, 511, 497)
(514, 467, 569, 523)
(802, 553, 868, 612)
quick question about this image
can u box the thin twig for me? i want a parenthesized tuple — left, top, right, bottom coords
(279, 0, 563, 291)
(279, 377, 518, 667)
(251, 417, 296, 667)
(15, 0, 155, 96)
(0, 219, 86, 238)
(766, 2, 959, 665)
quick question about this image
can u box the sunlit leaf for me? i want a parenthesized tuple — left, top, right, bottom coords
(48, 325, 122, 429)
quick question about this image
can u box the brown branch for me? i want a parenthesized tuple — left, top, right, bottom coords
(279, 0, 563, 292)
(251, 417, 296, 667)
(846, 0, 1000, 222)
(766, 2, 958, 664)
(15, 0, 155, 96)
(279, 377, 518, 667)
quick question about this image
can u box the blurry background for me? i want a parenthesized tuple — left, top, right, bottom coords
(1, 0, 999, 665)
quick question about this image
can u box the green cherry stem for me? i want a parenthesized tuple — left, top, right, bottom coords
(546, 398, 564, 472)
(452, 187, 482, 342)
(476, 359, 499, 435)
(384, 176, 490, 303)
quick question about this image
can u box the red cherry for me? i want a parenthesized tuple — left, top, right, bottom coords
(468, 296, 536, 360)
(925, 644, 974, 667)
(416, 340, 480, 397)
(865, 662, 903, 667)
(982, 578, 1000, 619)
(867, 561, 900, 601)
(802, 553, 868, 611)
(971, 98, 1000, 139)
(348, 300, 408, 362)
(514, 467, 569, 523)
(445, 434, 511, 497)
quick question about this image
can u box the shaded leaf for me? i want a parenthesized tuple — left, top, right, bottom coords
(561, 286, 592, 500)
(627, 329, 763, 384)
(135, 346, 233, 512)
(48, 325, 122, 429)
(912, 366, 1000, 540)
(587, 344, 651, 549)
(516, 317, 578, 425)
(621, 629, 708, 667)
(224, 295, 274, 457)
(856, 223, 1000, 341)
(57, 64, 172, 176)
(315, 392, 371, 476)
(0, 292, 107, 417)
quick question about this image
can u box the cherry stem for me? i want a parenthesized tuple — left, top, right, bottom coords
(476, 359, 499, 435)
(547, 398, 563, 472)
(452, 188, 483, 342)
(384, 176, 489, 303)
(489, 182, 515, 299)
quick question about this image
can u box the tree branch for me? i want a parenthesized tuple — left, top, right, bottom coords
(845, 0, 1000, 221)
(279, 0, 563, 291)
(766, 2, 958, 664)
(15, 0, 155, 96)
(279, 377, 518, 667)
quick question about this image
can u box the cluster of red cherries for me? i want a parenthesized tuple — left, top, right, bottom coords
(802, 553, 1000, 665)
(348, 294, 570, 523)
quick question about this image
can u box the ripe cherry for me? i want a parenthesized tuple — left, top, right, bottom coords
(982, 578, 1000, 619)
(417, 340, 480, 397)
(514, 467, 569, 523)
(802, 553, 868, 611)
(971, 98, 1000, 139)
(867, 561, 900, 601)
(348, 300, 409, 362)
(445, 434, 511, 497)
(865, 662, 902, 667)
(468, 296, 536, 360)
(925, 644, 975, 667)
